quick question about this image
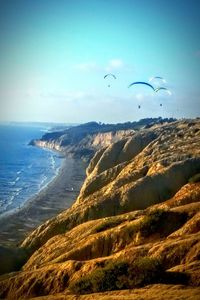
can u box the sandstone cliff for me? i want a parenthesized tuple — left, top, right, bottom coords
(30, 118, 175, 160)
(0, 118, 200, 299)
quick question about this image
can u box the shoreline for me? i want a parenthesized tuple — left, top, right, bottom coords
(0, 153, 66, 220)
(0, 155, 86, 248)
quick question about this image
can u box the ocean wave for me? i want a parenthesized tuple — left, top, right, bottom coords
(39, 175, 48, 190)
(0, 125, 63, 214)
(8, 174, 22, 186)
(9, 181, 16, 186)
(55, 166, 60, 176)
(6, 187, 23, 207)
(50, 155, 56, 171)
(7, 195, 15, 206)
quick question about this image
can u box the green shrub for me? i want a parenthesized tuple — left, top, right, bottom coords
(69, 276, 93, 294)
(119, 209, 187, 241)
(69, 257, 164, 294)
(69, 260, 128, 294)
(127, 256, 164, 287)
(188, 173, 200, 183)
(139, 209, 168, 237)
(94, 218, 123, 233)
(126, 222, 139, 237)
(120, 209, 171, 239)
(138, 209, 188, 238)
(162, 271, 189, 285)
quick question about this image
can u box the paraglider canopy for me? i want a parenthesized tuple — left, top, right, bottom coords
(155, 87, 172, 96)
(128, 81, 155, 92)
(149, 76, 166, 84)
(104, 74, 116, 79)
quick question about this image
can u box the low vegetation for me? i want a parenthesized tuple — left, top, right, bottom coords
(189, 173, 200, 183)
(139, 209, 188, 237)
(126, 209, 188, 239)
(94, 218, 123, 233)
(69, 257, 164, 294)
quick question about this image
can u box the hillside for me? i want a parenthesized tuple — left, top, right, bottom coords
(0, 118, 200, 299)
(30, 118, 175, 160)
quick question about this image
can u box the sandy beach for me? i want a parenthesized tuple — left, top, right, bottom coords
(0, 156, 86, 247)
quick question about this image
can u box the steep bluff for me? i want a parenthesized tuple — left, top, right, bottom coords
(33, 129, 135, 160)
(0, 118, 200, 299)
(30, 118, 175, 160)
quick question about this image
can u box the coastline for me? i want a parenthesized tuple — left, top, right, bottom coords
(0, 151, 65, 220)
(0, 155, 86, 248)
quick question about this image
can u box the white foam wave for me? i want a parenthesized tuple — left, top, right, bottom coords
(50, 155, 56, 171)
(9, 175, 21, 186)
(15, 177, 20, 182)
(39, 175, 48, 189)
(5, 187, 23, 209)
(9, 181, 16, 185)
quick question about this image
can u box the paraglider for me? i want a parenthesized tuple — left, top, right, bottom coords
(104, 74, 116, 79)
(149, 76, 166, 84)
(128, 81, 155, 110)
(155, 87, 172, 96)
(127, 79, 172, 111)
(104, 74, 116, 87)
(128, 81, 155, 92)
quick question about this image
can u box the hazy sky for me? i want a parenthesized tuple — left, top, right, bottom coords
(0, 0, 200, 123)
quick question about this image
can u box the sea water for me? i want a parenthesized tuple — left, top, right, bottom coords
(0, 124, 63, 215)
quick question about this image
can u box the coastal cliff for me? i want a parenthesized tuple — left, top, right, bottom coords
(32, 129, 135, 160)
(0, 118, 200, 299)
(29, 118, 175, 160)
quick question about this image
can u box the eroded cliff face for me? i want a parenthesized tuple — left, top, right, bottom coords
(30, 118, 175, 160)
(31, 140, 63, 152)
(32, 129, 135, 160)
(0, 119, 200, 299)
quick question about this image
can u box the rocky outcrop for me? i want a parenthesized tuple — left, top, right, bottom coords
(0, 118, 200, 299)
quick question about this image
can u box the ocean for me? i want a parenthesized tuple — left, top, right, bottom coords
(0, 124, 64, 215)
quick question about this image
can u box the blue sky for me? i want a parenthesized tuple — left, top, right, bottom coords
(0, 0, 200, 123)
